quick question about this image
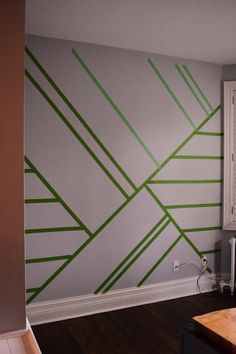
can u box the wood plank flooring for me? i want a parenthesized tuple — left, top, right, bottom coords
(32, 291, 236, 354)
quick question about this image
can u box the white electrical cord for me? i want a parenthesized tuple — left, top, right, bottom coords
(179, 261, 221, 294)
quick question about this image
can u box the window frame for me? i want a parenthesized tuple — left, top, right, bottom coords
(223, 81, 236, 230)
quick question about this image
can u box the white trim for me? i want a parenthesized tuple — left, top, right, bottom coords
(27, 275, 217, 326)
(223, 81, 236, 230)
(0, 319, 42, 353)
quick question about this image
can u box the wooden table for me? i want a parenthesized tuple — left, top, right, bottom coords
(193, 308, 236, 353)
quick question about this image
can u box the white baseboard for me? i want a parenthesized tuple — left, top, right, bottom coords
(27, 275, 217, 326)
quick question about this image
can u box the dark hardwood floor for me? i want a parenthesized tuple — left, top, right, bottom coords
(33, 291, 236, 354)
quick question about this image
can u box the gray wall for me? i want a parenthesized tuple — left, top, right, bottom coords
(223, 65, 236, 81)
(0, 0, 26, 332)
(25, 35, 223, 303)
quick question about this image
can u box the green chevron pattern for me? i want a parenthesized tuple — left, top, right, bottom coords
(25, 43, 222, 303)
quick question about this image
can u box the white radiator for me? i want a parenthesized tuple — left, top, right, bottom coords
(220, 237, 236, 295)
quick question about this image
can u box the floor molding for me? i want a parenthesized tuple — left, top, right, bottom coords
(27, 275, 217, 325)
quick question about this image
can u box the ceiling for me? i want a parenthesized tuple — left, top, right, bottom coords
(25, 0, 236, 65)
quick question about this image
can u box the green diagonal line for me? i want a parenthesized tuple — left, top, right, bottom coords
(72, 48, 160, 167)
(182, 65, 214, 112)
(166, 203, 221, 209)
(201, 249, 221, 254)
(95, 215, 167, 294)
(173, 155, 223, 160)
(148, 179, 222, 184)
(148, 58, 196, 129)
(196, 132, 223, 137)
(25, 71, 129, 200)
(26, 236, 92, 304)
(102, 219, 171, 293)
(25, 156, 92, 237)
(145, 185, 208, 267)
(26, 288, 40, 294)
(25, 198, 58, 204)
(183, 226, 221, 232)
(26, 188, 141, 304)
(137, 235, 182, 286)
(176, 64, 209, 115)
(148, 105, 221, 182)
(27, 105, 220, 303)
(25, 47, 137, 192)
(26, 255, 71, 264)
(25, 226, 83, 234)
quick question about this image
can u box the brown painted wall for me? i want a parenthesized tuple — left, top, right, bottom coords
(0, 0, 25, 332)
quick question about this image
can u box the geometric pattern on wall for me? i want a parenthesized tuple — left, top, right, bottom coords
(25, 42, 222, 304)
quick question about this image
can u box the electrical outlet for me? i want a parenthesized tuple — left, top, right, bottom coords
(201, 255, 207, 269)
(173, 260, 179, 272)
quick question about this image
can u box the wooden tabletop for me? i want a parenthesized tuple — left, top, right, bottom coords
(193, 308, 236, 353)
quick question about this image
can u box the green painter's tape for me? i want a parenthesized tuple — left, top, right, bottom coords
(166, 203, 221, 209)
(102, 219, 171, 293)
(25, 156, 92, 237)
(24, 169, 34, 173)
(145, 186, 210, 267)
(147, 105, 221, 182)
(183, 226, 221, 232)
(173, 155, 223, 160)
(26, 255, 71, 264)
(27, 105, 220, 304)
(25, 71, 129, 200)
(148, 58, 196, 129)
(95, 215, 167, 294)
(137, 235, 182, 286)
(72, 48, 160, 167)
(25, 198, 58, 204)
(176, 64, 209, 115)
(196, 132, 223, 137)
(26, 288, 41, 294)
(182, 65, 214, 112)
(201, 249, 221, 255)
(25, 226, 83, 234)
(149, 179, 222, 184)
(26, 105, 219, 304)
(25, 47, 137, 192)
(25, 64, 220, 303)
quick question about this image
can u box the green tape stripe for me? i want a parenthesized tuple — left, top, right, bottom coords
(146, 105, 221, 182)
(27, 105, 220, 303)
(25, 168, 34, 173)
(25, 71, 129, 200)
(145, 186, 208, 264)
(148, 58, 196, 129)
(176, 64, 209, 115)
(25, 226, 83, 234)
(25, 156, 92, 237)
(201, 249, 221, 254)
(196, 132, 223, 137)
(25, 47, 137, 192)
(102, 219, 171, 293)
(95, 215, 167, 294)
(183, 226, 221, 232)
(27, 237, 92, 304)
(173, 155, 223, 160)
(26, 188, 142, 304)
(72, 48, 160, 168)
(26, 288, 40, 294)
(149, 179, 222, 184)
(25, 198, 58, 204)
(166, 203, 221, 209)
(138, 235, 182, 286)
(182, 65, 214, 112)
(26, 255, 71, 264)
